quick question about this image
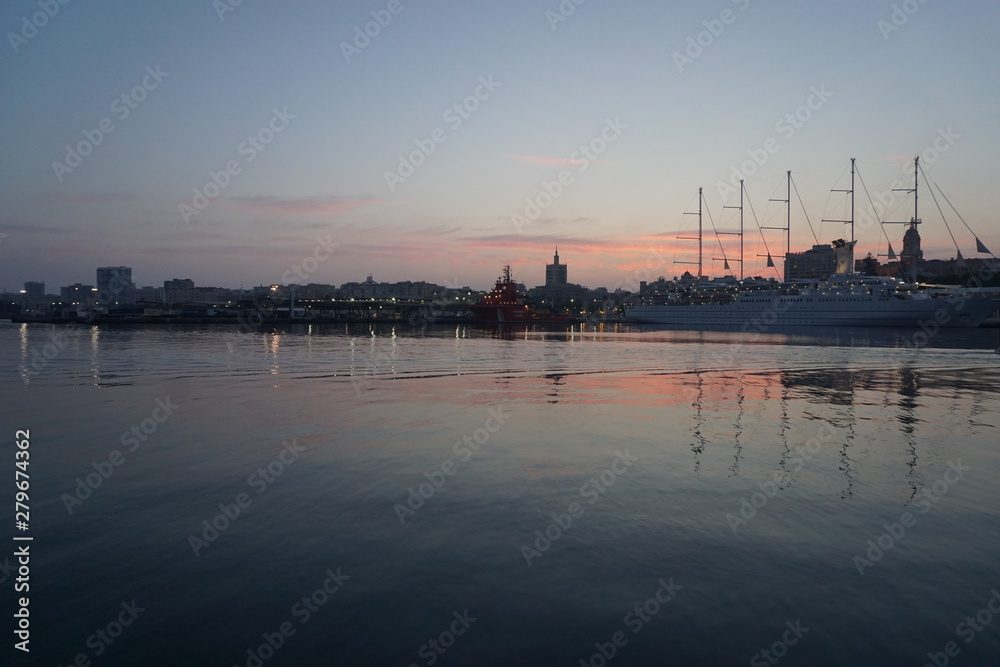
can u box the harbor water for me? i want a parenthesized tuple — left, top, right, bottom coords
(3, 321, 1000, 666)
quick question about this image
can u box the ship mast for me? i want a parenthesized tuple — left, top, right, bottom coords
(834, 157, 856, 244)
(883, 156, 921, 283)
(764, 171, 792, 281)
(785, 171, 791, 266)
(678, 187, 704, 280)
(721, 180, 745, 279)
(823, 157, 857, 271)
(699, 188, 703, 279)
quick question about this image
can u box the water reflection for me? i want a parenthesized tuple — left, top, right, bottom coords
(634, 322, 1000, 351)
(90, 325, 101, 386)
(774, 383, 792, 488)
(729, 372, 745, 478)
(690, 372, 706, 475)
(542, 336, 569, 404)
(6, 322, 998, 499)
(839, 393, 857, 500)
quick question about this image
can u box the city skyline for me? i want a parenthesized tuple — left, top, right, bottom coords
(2, 1, 998, 291)
(4, 252, 583, 296)
(5, 233, 988, 301)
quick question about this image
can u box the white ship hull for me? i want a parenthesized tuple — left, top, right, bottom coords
(628, 294, 1000, 328)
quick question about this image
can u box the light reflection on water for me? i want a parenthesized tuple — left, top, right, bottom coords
(2, 321, 999, 666)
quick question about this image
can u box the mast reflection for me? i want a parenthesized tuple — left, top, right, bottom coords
(690, 371, 706, 476)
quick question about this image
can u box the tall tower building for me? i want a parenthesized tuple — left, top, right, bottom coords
(901, 224, 923, 262)
(901, 221, 923, 279)
(545, 249, 567, 286)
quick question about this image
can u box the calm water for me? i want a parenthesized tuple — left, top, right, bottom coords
(3, 321, 1000, 666)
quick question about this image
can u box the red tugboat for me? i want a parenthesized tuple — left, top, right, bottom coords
(470, 265, 578, 323)
(470, 266, 532, 323)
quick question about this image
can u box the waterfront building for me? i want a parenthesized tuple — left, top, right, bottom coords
(60, 283, 96, 305)
(96, 266, 136, 304)
(784, 244, 838, 281)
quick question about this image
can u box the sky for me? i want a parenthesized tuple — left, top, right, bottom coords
(1, 0, 998, 292)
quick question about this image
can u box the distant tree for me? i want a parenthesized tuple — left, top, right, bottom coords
(861, 253, 878, 276)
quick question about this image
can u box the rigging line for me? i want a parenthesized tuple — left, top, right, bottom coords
(927, 172, 1000, 261)
(790, 174, 819, 245)
(853, 165, 896, 255)
(745, 190, 780, 280)
(922, 171, 965, 263)
(704, 199, 730, 268)
(917, 167, 960, 254)
(820, 163, 850, 229)
(784, 163, 845, 175)
(673, 191, 703, 268)
(934, 183, 980, 242)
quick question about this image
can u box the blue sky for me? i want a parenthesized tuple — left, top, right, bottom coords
(1, 0, 997, 292)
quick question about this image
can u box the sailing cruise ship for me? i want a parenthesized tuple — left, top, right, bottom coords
(627, 158, 1000, 328)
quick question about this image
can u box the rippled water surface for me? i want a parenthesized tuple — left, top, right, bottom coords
(3, 322, 1000, 666)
